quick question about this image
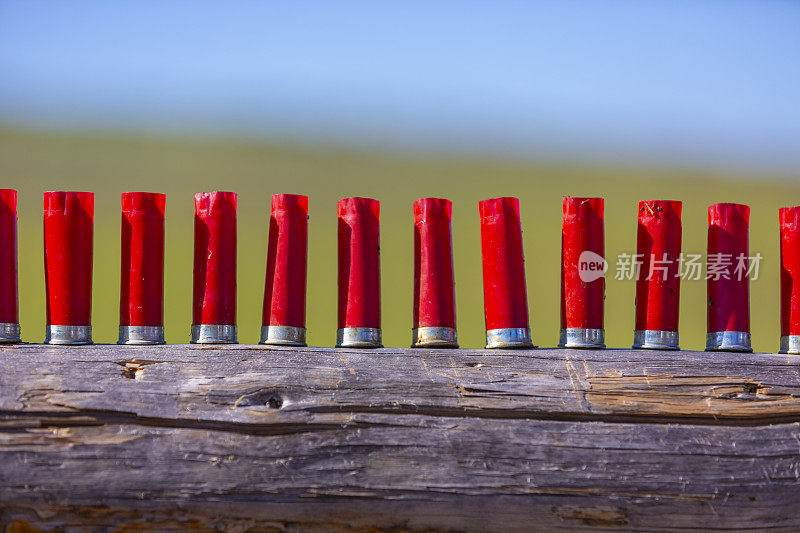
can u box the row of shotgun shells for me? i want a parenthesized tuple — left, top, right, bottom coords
(0, 190, 797, 353)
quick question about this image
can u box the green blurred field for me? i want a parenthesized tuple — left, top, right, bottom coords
(1, 126, 798, 351)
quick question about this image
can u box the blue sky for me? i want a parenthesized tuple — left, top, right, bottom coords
(1, 1, 798, 171)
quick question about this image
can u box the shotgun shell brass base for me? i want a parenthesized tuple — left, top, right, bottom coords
(705, 331, 752, 352)
(780, 335, 800, 354)
(485, 327, 534, 349)
(558, 328, 605, 349)
(336, 327, 382, 348)
(0, 323, 21, 343)
(45, 325, 92, 345)
(191, 324, 238, 344)
(412, 327, 458, 348)
(260, 325, 306, 346)
(118, 326, 165, 345)
(632, 329, 679, 350)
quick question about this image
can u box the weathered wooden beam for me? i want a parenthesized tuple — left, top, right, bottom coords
(1, 344, 799, 531)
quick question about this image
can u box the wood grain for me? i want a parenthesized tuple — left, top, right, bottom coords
(1, 344, 799, 531)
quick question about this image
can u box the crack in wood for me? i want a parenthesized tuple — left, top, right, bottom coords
(5, 400, 800, 432)
(0, 409, 381, 436)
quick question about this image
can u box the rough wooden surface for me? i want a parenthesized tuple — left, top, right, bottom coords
(1, 343, 799, 532)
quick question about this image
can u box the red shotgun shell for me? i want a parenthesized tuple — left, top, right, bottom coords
(119, 192, 166, 345)
(43, 191, 94, 344)
(412, 198, 458, 348)
(560, 197, 605, 348)
(706, 203, 751, 352)
(479, 197, 533, 349)
(261, 194, 309, 346)
(192, 191, 237, 344)
(0, 189, 20, 343)
(779, 207, 800, 353)
(633, 200, 682, 350)
(337, 197, 382, 348)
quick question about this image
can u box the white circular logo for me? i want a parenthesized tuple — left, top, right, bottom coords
(578, 250, 607, 283)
